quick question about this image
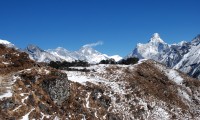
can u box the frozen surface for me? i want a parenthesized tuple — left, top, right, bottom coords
(156, 64, 183, 85)
(21, 108, 35, 120)
(0, 90, 12, 99)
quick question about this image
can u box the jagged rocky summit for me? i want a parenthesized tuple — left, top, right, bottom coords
(129, 33, 200, 79)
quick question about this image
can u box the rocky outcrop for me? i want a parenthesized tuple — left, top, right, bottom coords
(42, 72, 69, 106)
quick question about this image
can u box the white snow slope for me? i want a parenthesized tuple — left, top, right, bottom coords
(128, 33, 169, 60)
(0, 39, 16, 48)
(48, 46, 122, 63)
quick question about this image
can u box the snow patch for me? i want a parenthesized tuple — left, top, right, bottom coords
(178, 88, 191, 102)
(95, 111, 98, 118)
(41, 112, 51, 119)
(81, 114, 86, 120)
(22, 96, 28, 103)
(13, 75, 21, 81)
(53, 116, 60, 120)
(0, 90, 12, 99)
(165, 69, 183, 85)
(45, 69, 50, 74)
(86, 92, 91, 108)
(13, 105, 22, 111)
(151, 107, 170, 120)
(156, 64, 183, 85)
(21, 108, 35, 120)
(0, 75, 20, 100)
(2, 62, 10, 65)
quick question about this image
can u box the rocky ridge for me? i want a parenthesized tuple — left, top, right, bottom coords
(129, 33, 200, 79)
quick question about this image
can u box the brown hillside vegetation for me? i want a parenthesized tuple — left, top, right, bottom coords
(0, 44, 35, 75)
(0, 44, 200, 119)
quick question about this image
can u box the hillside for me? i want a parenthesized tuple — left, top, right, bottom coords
(0, 43, 200, 119)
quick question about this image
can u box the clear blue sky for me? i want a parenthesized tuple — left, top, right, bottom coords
(0, 0, 200, 57)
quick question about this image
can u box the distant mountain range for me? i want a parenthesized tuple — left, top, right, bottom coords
(25, 45, 63, 63)
(1, 33, 200, 80)
(25, 44, 122, 64)
(47, 46, 122, 63)
(1, 34, 200, 119)
(0, 39, 122, 64)
(128, 33, 200, 79)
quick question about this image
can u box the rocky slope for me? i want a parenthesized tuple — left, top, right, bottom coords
(174, 35, 200, 79)
(129, 33, 200, 79)
(1, 43, 200, 119)
(65, 60, 200, 119)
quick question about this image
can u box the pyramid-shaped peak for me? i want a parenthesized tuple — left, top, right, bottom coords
(152, 33, 160, 38)
(26, 44, 44, 53)
(149, 33, 165, 43)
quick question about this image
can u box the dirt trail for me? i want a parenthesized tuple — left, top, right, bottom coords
(0, 74, 14, 96)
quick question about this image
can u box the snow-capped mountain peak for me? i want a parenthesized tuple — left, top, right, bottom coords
(129, 33, 169, 60)
(26, 44, 43, 53)
(191, 34, 200, 46)
(75, 46, 109, 63)
(51, 47, 71, 56)
(149, 33, 165, 43)
(79, 46, 101, 55)
(25, 44, 62, 63)
(109, 55, 122, 61)
(0, 39, 12, 45)
(128, 33, 200, 79)
(0, 39, 15, 48)
(47, 45, 122, 63)
(47, 47, 77, 62)
(55, 47, 69, 51)
(48, 45, 109, 63)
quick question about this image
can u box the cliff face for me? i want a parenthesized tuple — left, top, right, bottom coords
(0, 43, 200, 119)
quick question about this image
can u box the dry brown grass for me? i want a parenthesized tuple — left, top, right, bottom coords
(125, 61, 189, 110)
(0, 44, 200, 120)
(0, 44, 35, 75)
